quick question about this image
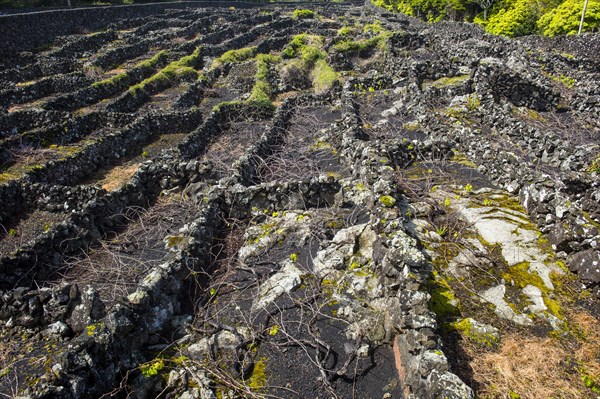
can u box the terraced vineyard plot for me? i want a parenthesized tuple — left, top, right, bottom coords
(83, 132, 189, 191)
(199, 120, 266, 181)
(257, 104, 348, 182)
(61, 196, 200, 304)
(0, 144, 80, 182)
(0, 209, 66, 254)
(0, 2, 599, 399)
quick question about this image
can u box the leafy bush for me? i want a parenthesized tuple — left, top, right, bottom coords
(137, 50, 170, 70)
(246, 53, 280, 115)
(129, 48, 201, 95)
(372, 0, 474, 22)
(337, 25, 359, 37)
(91, 50, 168, 90)
(364, 21, 384, 33)
(537, 0, 600, 35)
(281, 34, 338, 94)
(484, 0, 541, 36)
(283, 34, 323, 58)
(300, 45, 325, 63)
(176, 47, 202, 69)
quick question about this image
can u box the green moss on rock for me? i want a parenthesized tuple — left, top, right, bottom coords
(379, 195, 396, 207)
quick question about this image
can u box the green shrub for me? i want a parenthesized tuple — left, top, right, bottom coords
(587, 155, 600, 174)
(281, 34, 337, 95)
(337, 25, 359, 37)
(379, 195, 396, 207)
(246, 53, 280, 114)
(140, 359, 165, 378)
(372, 0, 462, 22)
(484, 0, 541, 36)
(91, 50, 169, 90)
(91, 72, 128, 89)
(256, 54, 280, 82)
(136, 50, 170, 70)
(333, 33, 390, 54)
(373, 0, 596, 37)
(283, 34, 323, 58)
(248, 80, 271, 103)
(363, 21, 384, 34)
(300, 45, 325, 63)
(176, 47, 202, 68)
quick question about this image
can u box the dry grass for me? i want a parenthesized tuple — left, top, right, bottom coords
(200, 121, 264, 179)
(6, 146, 69, 166)
(100, 163, 139, 191)
(572, 311, 600, 383)
(0, 340, 21, 396)
(7, 100, 46, 113)
(470, 309, 600, 399)
(473, 336, 579, 398)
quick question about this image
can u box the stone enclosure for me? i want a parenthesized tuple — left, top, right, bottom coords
(0, 2, 599, 398)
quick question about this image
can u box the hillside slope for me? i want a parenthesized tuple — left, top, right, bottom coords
(0, 3, 599, 398)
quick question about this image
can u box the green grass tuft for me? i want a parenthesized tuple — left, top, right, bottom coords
(128, 48, 201, 95)
(311, 59, 338, 94)
(91, 50, 169, 90)
(292, 9, 315, 20)
(212, 46, 256, 68)
(332, 32, 390, 54)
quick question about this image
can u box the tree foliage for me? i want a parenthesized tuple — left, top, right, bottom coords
(484, 0, 542, 36)
(374, 0, 599, 36)
(537, 0, 600, 35)
(373, 0, 478, 21)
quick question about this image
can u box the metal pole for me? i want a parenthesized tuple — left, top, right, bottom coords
(578, 0, 589, 35)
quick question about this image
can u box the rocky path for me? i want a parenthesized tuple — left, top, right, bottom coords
(0, 2, 598, 398)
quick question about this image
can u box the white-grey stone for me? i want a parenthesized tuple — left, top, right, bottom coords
(462, 318, 500, 341)
(480, 284, 532, 325)
(252, 261, 302, 311)
(523, 284, 547, 314)
(187, 339, 211, 359)
(428, 370, 475, 399)
(46, 321, 70, 337)
(357, 344, 370, 358)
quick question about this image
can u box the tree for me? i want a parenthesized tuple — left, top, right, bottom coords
(476, 0, 495, 20)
